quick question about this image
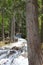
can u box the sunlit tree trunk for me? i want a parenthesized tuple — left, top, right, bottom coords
(26, 0, 41, 65)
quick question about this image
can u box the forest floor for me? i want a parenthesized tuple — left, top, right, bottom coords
(0, 41, 5, 47)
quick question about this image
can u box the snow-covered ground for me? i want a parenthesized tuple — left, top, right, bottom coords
(0, 55, 28, 65)
(0, 38, 28, 65)
(12, 56, 28, 65)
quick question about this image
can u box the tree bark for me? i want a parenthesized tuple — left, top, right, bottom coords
(26, 0, 41, 65)
(2, 9, 5, 42)
(10, 16, 15, 42)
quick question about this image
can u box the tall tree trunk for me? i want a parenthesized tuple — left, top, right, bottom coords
(26, 0, 41, 65)
(2, 9, 5, 41)
(10, 16, 15, 42)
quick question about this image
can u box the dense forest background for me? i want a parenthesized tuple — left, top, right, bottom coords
(0, 0, 43, 65)
(0, 0, 43, 41)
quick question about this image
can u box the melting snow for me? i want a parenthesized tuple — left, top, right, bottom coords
(0, 38, 28, 65)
